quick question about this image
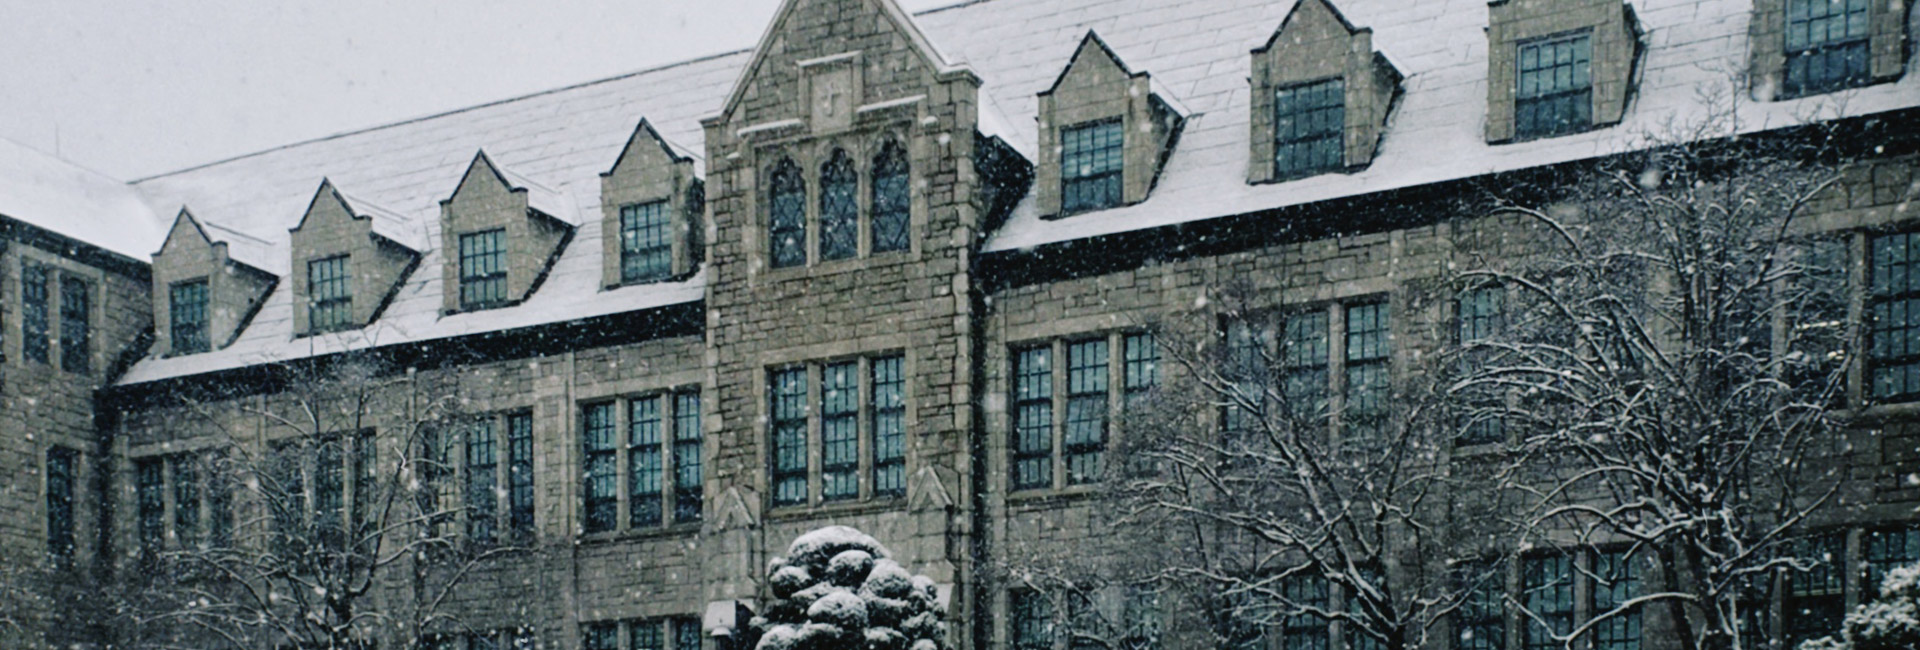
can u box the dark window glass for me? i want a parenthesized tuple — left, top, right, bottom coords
(674, 617, 703, 650)
(1522, 553, 1575, 650)
(170, 455, 200, 548)
(673, 392, 703, 522)
(1457, 286, 1507, 446)
(768, 159, 807, 268)
(1866, 527, 1920, 598)
(1274, 77, 1346, 178)
(136, 458, 166, 559)
(771, 367, 810, 506)
(820, 150, 858, 261)
(466, 419, 498, 545)
(46, 447, 77, 562)
(1788, 238, 1850, 408)
(1123, 588, 1162, 650)
(582, 622, 619, 650)
(871, 356, 906, 496)
(1348, 566, 1386, 650)
(632, 620, 663, 650)
(621, 201, 673, 282)
(59, 276, 89, 373)
(1345, 302, 1391, 440)
(1224, 318, 1270, 432)
(1012, 346, 1054, 490)
(1124, 332, 1159, 406)
(458, 228, 508, 309)
(22, 264, 48, 364)
(1283, 311, 1331, 422)
(822, 362, 860, 500)
(872, 141, 910, 254)
(1280, 574, 1329, 650)
(1457, 565, 1506, 650)
(1871, 232, 1920, 401)
(582, 403, 618, 533)
(208, 450, 233, 548)
(1785, 532, 1847, 647)
(1065, 338, 1108, 484)
(421, 430, 456, 537)
(352, 433, 376, 543)
(507, 412, 535, 535)
(170, 279, 210, 353)
(1061, 119, 1124, 213)
(1592, 550, 1643, 650)
(1011, 589, 1053, 650)
(315, 438, 344, 546)
(1784, 0, 1872, 97)
(1515, 32, 1593, 139)
(308, 255, 352, 332)
(630, 396, 664, 527)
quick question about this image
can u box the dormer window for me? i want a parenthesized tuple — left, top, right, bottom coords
(1060, 119, 1124, 214)
(871, 142, 910, 254)
(820, 150, 859, 261)
(458, 229, 508, 309)
(1784, 0, 1871, 97)
(619, 201, 672, 282)
(1515, 31, 1594, 140)
(169, 279, 209, 354)
(306, 255, 352, 332)
(1273, 78, 1347, 178)
(768, 158, 807, 269)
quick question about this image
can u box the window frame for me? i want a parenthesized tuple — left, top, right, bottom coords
(870, 140, 912, 255)
(169, 278, 211, 354)
(46, 447, 78, 564)
(1781, 0, 1874, 98)
(1521, 551, 1575, 650)
(458, 228, 509, 310)
(767, 158, 808, 269)
(1059, 118, 1125, 214)
(59, 275, 90, 374)
(1513, 29, 1595, 140)
(1009, 331, 1158, 493)
(767, 354, 909, 509)
(1590, 548, 1644, 650)
(619, 200, 674, 283)
(581, 389, 702, 535)
(1272, 76, 1348, 179)
(307, 254, 353, 333)
(1868, 231, 1920, 402)
(818, 149, 859, 262)
(1455, 284, 1509, 447)
(22, 263, 49, 364)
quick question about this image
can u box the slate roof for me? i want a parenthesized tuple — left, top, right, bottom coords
(0, 137, 163, 261)
(113, 0, 1920, 385)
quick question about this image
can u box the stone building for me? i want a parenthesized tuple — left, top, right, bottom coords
(1, 0, 1917, 648)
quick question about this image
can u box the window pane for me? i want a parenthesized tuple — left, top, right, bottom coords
(768, 159, 807, 268)
(170, 279, 210, 353)
(1872, 233, 1920, 400)
(459, 229, 508, 309)
(621, 201, 673, 282)
(1012, 590, 1053, 650)
(314, 439, 344, 544)
(1785, 532, 1847, 647)
(1280, 574, 1329, 650)
(1346, 302, 1390, 440)
(46, 448, 77, 562)
(1592, 550, 1643, 650)
(1224, 318, 1269, 432)
(871, 356, 906, 496)
(136, 458, 165, 559)
(171, 454, 202, 548)
(1783, 0, 1872, 96)
(872, 142, 911, 253)
(582, 403, 618, 533)
(1866, 527, 1920, 598)
(674, 617, 703, 650)
(820, 150, 858, 261)
(60, 277, 90, 373)
(466, 419, 498, 545)
(508, 412, 535, 535)
(1274, 77, 1346, 178)
(1013, 346, 1054, 490)
(1457, 565, 1506, 650)
(821, 361, 860, 500)
(630, 397, 664, 527)
(308, 255, 353, 332)
(1061, 119, 1124, 213)
(632, 620, 663, 650)
(22, 264, 49, 363)
(1065, 338, 1108, 484)
(1283, 311, 1330, 422)
(674, 391, 704, 522)
(1515, 32, 1593, 139)
(1124, 332, 1159, 404)
(1522, 553, 1574, 650)
(771, 367, 810, 506)
(582, 622, 619, 650)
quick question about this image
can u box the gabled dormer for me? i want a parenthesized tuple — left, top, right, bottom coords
(600, 119, 704, 287)
(149, 209, 277, 356)
(1485, 0, 1642, 142)
(438, 151, 576, 314)
(1248, 0, 1403, 183)
(289, 179, 424, 335)
(1036, 32, 1186, 218)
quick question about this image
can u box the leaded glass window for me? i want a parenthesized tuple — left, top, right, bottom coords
(22, 264, 49, 364)
(771, 367, 810, 506)
(1065, 338, 1109, 484)
(1866, 527, 1920, 598)
(1785, 532, 1847, 648)
(1345, 302, 1390, 440)
(630, 396, 664, 526)
(59, 276, 89, 373)
(171, 455, 201, 548)
(1515, 31, 1593, 139)
(208, 450, 233, 548)
(1457, 286, 1507, 446)
(136, 458, 165, 559)
(1224, 318, 1270, 432)
(1870, 232, 1920, 401)
(1283, 310, 1330, 422)
(768, 159, 807, 268)
(1280, 574, 1329, 650)
(822, 361, 860, 500)
(46, 448, 76, 563)
(820, 150, 858, 261)
(872, 355, 906, 496)
(352, 433, 376, 543)
(316, 438, 344, 545)
(1013, 346, 1054, 490)
(1784, 0, 1871, 97)
(621, 200, 672, 282)
(1274, 77, 1346, 178)
(582, 622, 618, 650)
(459, 228, 508, 309)
(508, 412, 535, 535)
(582, 403, 618, 533)
(308, 255, 352, 332)
(1124, 332, 1158, 406)
(673, 392, 703, 522)
(1457, 564, 1506, 650)
(1012, 589, 1053, 650)
(1593, 550, 1643, 650)
(872, 141, 910, 254)
(1522, 553, 1574, 650)
(467, 419, 498, 545)
(170, 279, 209, 353)
(1061, 119, 1124, 213)
(632, 620, 662, 650)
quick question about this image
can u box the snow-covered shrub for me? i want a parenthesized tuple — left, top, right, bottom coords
(751, 526, 947, 650)
(1800, 561, 1920, 650)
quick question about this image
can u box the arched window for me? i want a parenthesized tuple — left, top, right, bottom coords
(819, 149, 858, 261)
(767, 158, 805, 268)
(871, 141, 909, 254)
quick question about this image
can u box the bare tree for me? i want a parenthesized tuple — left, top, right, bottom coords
(119, 355, 537, 650)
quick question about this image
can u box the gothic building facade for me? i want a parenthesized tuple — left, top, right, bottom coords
(1, 0, 1917, 648)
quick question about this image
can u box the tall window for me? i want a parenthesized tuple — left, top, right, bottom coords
(1522, 553, 1574, 650)
(582, 403, 618, 533)
(1870, 232, 1920, 401)
(1011, 589, 1053, 650)
(820, 150, 858, 261)
(632, 619, 663, 650)
(620, 201, 673, 282)
(1514, 31, 1593, 139)
(315, 438, 345, 544)
(673, 393, 703, 522)
(871, 355, 906, 496)
(822, 361, 860, 500)
(1012, 346, 1054, 491)
(1456, 565, 1506, 650)
(771, 367, 810, 506)
(1345, 302, 1391, 440)
(171, 455, 202, 548)
(22, 264, 48, 364)
(1061, 119, 1124, 213)
(507, 411, 536, 535)
(582, 622, 619, 650)
(458, 228, 508, 309)
(1866, 527, 1920, 598)
(1273, 78, 1346, 178)
(136, 458, 165, 561)
(1784, 0, 1871, 97)
(59, 276, 90, 373)
(630, 396, 665, 526)
(1785, 532, 1847, 648)
(1282, 311, 1330, 422)
(1592, 550, 1643, 650)
(308, 255, 352, 332)
(466, 419, 499, 546)
(768, 158, 807, 268)
(351, 434, 375, 544)
(1064, 338, 1109, 484)
(1124, 332, 1159, 405)
(871, 141, 910, 254)
(421, 430, 456, 537)
(208, 450, 234, 548)
(46, 447, 77, 562)
(1456, 286, 1507, 446)
(170, 279, 210, 353)
(1280, 574, 1329, 650)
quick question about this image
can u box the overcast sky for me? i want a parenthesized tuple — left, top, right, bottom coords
(0, 0, 955, 181)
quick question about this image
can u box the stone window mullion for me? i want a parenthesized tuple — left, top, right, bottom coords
(808, 363, 823, 507)
(1327, 304, 1348, 438)
(1106, 333, 1124, 457)
(857, 356, 873, 500)
(660, 395, 677, 525)
(1051, 339, 1068, 491)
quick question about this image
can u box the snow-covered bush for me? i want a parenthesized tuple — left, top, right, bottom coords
(1800, 561, 1920, 650)
(751, 526, 946, 650)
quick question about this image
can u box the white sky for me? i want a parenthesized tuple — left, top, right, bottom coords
(0, 0, 955, 181)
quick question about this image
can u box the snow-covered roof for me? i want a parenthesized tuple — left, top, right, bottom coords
(484, 152, 578, 226)
(112, 0, 1920, 385)
(333, 188, 427, 253)
(0, 137, 163, 260)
